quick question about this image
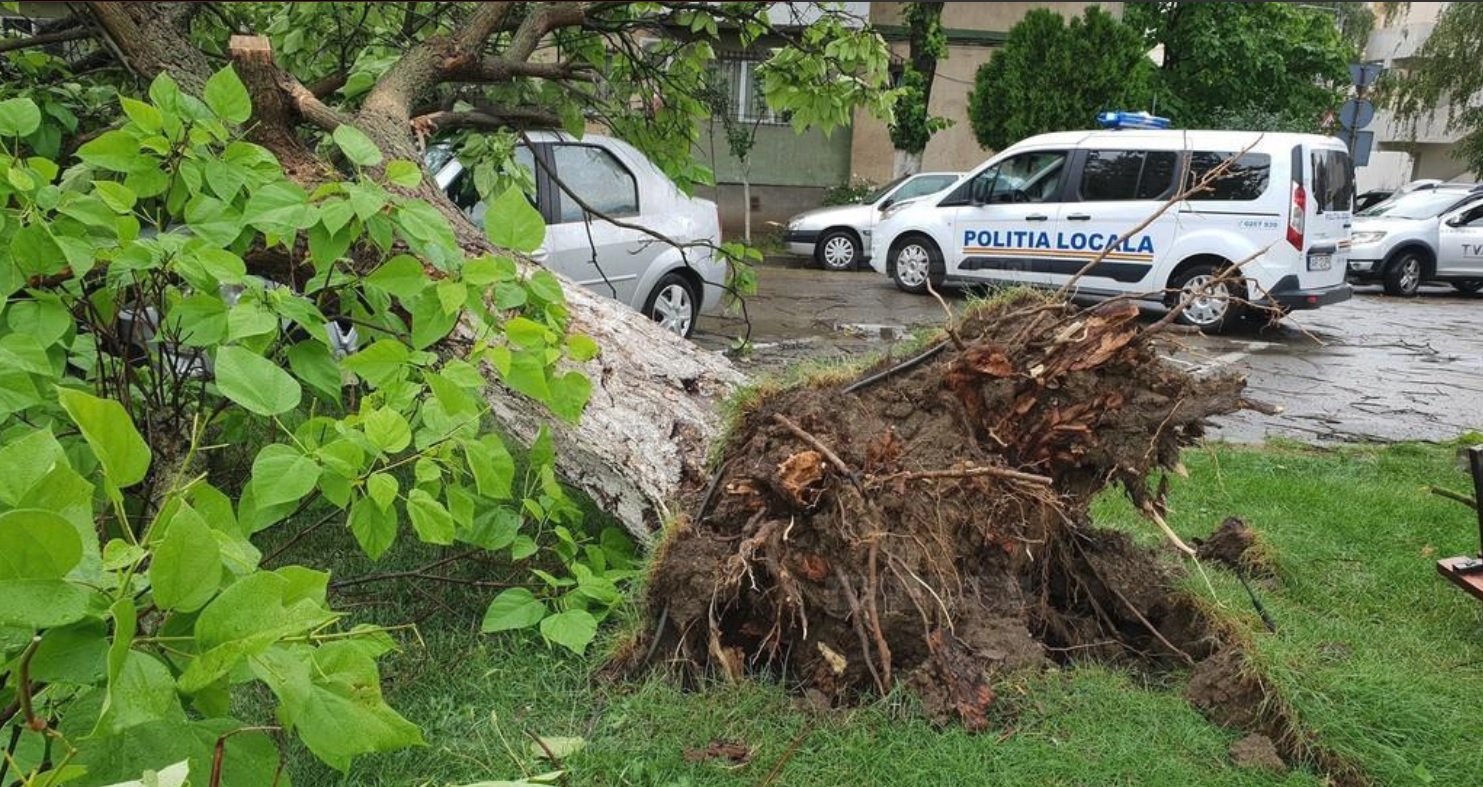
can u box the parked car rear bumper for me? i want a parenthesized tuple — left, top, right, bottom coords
(1267, 275, 1353, 310)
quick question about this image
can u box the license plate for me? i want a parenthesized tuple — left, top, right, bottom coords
(1308, 253, 1333, 271)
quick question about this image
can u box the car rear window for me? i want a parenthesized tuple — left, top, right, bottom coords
(1311, 149, 1355, 213)
(1078, 150, 1179, 201)
(1186, 152, 1271, 201)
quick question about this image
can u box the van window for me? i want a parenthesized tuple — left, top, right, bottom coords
(1311, 149, 1355, 212)
(948, 151, 1067, 206)
(890, 174, 958, 203)
(1078, 150, 1179, 201)
(1186, 152, 1271, 201)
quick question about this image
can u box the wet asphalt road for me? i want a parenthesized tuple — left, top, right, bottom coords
(694, 264, 1483, 445)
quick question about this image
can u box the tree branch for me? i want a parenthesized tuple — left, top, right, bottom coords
(0, 27, 92, 54)
(451, 1, 516, 51)
(306, 71, 348, 99)
(412, 107, 561, 135)
(451, 58, 596, 84)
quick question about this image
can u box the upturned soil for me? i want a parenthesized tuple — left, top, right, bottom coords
(623, 293, 1360, 782)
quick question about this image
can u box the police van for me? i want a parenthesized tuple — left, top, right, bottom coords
(869, 115, 1355, 331)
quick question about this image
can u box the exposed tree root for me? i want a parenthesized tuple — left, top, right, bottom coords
(618, 292, 1362, 781)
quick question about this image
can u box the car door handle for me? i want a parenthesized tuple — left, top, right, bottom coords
(1067, 213, 1092, 221)
(1025, 214, 1049, 222)
(530, 247, 549, 263)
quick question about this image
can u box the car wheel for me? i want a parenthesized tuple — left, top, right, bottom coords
(1169, 263, 1243, 333)
(1382, 251, 1424, 297)
(817, 230, 860, 271)
(643, 272, 698, 339)
(1452, 279, 1483, 295)
(890, 238, 943, 295)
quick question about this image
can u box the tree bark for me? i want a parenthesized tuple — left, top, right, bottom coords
(85, 3, 746, 543)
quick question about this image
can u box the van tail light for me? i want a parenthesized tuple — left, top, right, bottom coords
(1287, 182, 1306, 250)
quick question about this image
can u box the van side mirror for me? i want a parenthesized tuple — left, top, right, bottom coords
(1446, 215, 1464, 228)
(879, 198, 894, 211)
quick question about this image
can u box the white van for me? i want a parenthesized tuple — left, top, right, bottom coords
(869, 129, 1355, 331)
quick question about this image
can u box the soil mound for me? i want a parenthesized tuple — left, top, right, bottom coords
(632, 294, 1259, 727)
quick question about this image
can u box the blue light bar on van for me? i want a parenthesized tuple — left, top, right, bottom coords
(1096, 111, 1172, 130)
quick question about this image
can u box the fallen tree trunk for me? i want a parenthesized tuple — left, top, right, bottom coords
(84, 3, 744, 542)
(627, 293, 1262, 726)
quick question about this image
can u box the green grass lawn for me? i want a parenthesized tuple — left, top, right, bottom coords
(264, 441, 1483, 786)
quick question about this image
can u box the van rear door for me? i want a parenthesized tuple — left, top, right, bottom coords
(1302, 145, 1354, 290)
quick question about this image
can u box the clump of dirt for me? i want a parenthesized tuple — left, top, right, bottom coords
(1230, 734, 1286, 772)
(1196, 517, 1269, 576)
(623, 293, 1266, 728)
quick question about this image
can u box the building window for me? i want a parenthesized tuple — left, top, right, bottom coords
(711, 54, 786, 125)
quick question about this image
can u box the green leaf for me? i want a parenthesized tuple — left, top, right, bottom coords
(566, 334, 599, 362)
(436, 279, 467, 314)
(550, 371, 591, 423)
(395, 200, 455, 247)
(332, 125, 383, 167)
(249, 444, 321, 508)
(31, 620, 109, 684)
(251, 642, 424, 772)
(385, 160, 421, 188)
(95, 181, 138, 213)
(77, 130, 141, 172)
(363, 406, 411, 453)
(244, 181, 316, 236)
(504, 317, 548, 349)
(0, 579, 90, 628)
(0, 97, 41, 137)
(169, 295, 228, 348)
(0, 508, 82, 579)
(215, 346, 302, 416)
(406, 489, 454, 545)
(464, 436, 514, 499)
(480, 588, 546, 633)
(408, 289, 459, 349)
(0, 429, 66, 506)
(204, 65, 252, 124)
(510, 535, 538, 561)
(366, 473, 399, 511)
(288, 340, 342, 402)
(184, 195, 245, 247)
(539, 609, 598, 655)
(343, 339, 409, 388)
(366, 254, 428, 300)
(464, 255, 517, 287)
(484, 186, 546, 252)
(529, 736, 586, 761)
(503, 348, 551, 402)
(527, 270, 565, 305)
(56, 388, 152, 488)
(181, 571, 336, 693)
(150, 505, 222, 613)
(348, 496, 397, 560)
(120, 96, 164, 133)
(96, 650, 184, 736)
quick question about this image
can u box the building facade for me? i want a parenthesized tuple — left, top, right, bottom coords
(1358, 1, 1476, 191)
(698, 1, 1122, 239)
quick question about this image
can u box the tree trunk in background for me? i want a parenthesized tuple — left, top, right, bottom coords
(893, 149, 923, 177)
(86, 3, 745, 544)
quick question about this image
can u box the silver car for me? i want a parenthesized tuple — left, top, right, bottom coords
(431, 132, 725, 338)
(1348, 182, 1483, 297)
(783, 172, 961, 270)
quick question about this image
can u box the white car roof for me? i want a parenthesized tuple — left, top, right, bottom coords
(1007, 128, 1347, 152)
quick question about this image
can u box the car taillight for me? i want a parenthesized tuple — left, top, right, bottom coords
(1287, 182, 1306, 250)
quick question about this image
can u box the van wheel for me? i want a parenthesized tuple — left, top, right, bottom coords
(1169, 263, 1243, 333)
(1382, 251, 1424, 297)
(1452, 279, 1483, 295)
(643, 273, 698, 338)
(817, 230, 860, 271)
(891, 238, 944, 295)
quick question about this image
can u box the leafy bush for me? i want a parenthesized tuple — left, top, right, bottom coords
(822, 178, 880, 206)
(0, 67, 633, 783)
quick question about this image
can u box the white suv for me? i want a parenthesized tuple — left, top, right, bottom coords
(1347, 183, 1483, 296)
(431, 132, 725, 337)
